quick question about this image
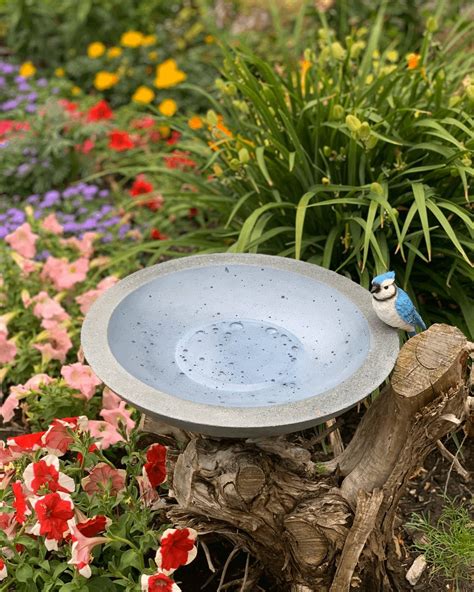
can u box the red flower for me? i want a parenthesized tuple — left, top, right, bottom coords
(155, 527, 198, 574)
(76, 515, 110, 537)
(130, 175, 153, 197)
(87, 100, 113, 122)
(141, 572, 180, 592)
(132, 116, 155, 129)
(0, 120, 30, 137)
(150, 229, 168, 240)
(109, 130, 134, 151)
(12, 481, 28, 524)
(163, 151, 196, 170)
(7, 431, 45, 454)
(188, 207, 198, 218)
(0, 556, 6, 580)
(42, 417, 84, 456)
(166, 131, 181, 145)
(144, 443, 167, 487)
(33, 492, 74, 545)
(23, 455, 75, 494)
(58, 100, 79, 114)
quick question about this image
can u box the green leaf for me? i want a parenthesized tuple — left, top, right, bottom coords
(255, 146, 273, 186)
(86, 577, 118, 592)
(411, 183, 431, 261)
(362, 199, 379, 271)
(17, 564, 34, 582)
(425, 200, 473, 266)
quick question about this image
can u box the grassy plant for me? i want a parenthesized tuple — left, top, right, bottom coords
(129, 4, 473, 336)
(407, 499, 474, 589)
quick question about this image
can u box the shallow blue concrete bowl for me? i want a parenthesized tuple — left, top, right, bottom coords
(81, 254, 399, 436)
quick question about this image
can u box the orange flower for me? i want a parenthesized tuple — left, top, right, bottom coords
(154, 59, 186, 88)
(407, 53, 421, 70)
(188, 115, 203, 130)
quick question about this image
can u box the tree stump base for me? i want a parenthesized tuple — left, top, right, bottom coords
(143, 324, 472, 591)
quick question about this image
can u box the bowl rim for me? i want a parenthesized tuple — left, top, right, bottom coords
(81, 253, 399, 437)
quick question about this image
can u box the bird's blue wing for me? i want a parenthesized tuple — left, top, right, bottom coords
(395, 288, 426, 330)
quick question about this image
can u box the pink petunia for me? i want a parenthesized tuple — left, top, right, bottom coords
(81, 463, 126, 496)
(42, 416, 88, 456)
(61, 363, 102, 400)
(41, 256, 89, 290)
(0, 392, 20, 423)
(0, 331, 16, 364)
(102, 386, 123, 410)
(33, 323, 72, 362)
(155, 528, 198, 575)
(87, 421, 124, 449)
(41, 213, 63, 235)
(67, 521, 110, 578)
(29, 291, 69, 322)
(5, 222, 39, 259)
(75, 275, 118, 315)
(60, 232, 97, 258)
(100, 401, 135, 433)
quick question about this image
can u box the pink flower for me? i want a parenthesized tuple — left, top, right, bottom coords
(41, 256, 89, 290)
(9, 373, 54, 401)
(23, 454, 75, 495)
(136, 473, 164, 510)
(30, 291, 69, 322)
(61, 363, 102, 400)
(5, 222, 39, 258)
(102, 386, 123, 410)
(141, 573, 181, 592)
(75, 275, 118, 314)
(100, 401, 135, 433)
(30, 492, 74, 550)
(81, 463, 126, 496)
(60, 232, 97, 258)
(33, 323, 72, 362)
(41, 213, 63, 235)
(0, 392, 20, 423)
(42, 416, 88, 456)
(68, 521, 110, 578)
(0, 501, 16, 539)
(155, 528, 198, 575)
(0, 331, 16, 364)
(87, 421, 124, 449)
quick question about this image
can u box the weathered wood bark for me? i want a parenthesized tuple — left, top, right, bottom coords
(144, 324, 472, 591)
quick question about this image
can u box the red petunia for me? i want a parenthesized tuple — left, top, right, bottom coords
(32, 492, 74, 548)
(109, 130, 134, 151)
(141, 572, 181, 592)
(130, 175, 153, 197)
(166, 131, 181, 145)
(0, 556, 6, 581)
(144, 443, 167, 487)
(87, 100, 113, 122)
(23, 454, 75, 494)
(76, 138, 95, 154)
(58, 100, 79, 114)
(163, 150, 196, 170)
(150, 229, 168, 241)
(42, 416, 85, 456)
(155, 527, 198, 574)
(12, 481, 28, 524)
(76, 515, 110, 537)
(7, 431, 45, 454)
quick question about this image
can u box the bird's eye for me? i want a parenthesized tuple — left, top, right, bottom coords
(384, 286, 389, 290)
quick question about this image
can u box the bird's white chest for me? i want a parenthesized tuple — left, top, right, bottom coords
(372, 297, 413, 331)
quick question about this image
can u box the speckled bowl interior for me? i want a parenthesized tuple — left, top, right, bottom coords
(82, 254, 399, 436)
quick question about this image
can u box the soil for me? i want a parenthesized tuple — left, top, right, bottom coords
(178, 403, 473, 592)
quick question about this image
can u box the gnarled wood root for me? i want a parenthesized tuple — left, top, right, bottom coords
(146, 324, 471, 591)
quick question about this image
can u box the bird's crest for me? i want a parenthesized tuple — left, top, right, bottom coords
(371, 271, 395, 285)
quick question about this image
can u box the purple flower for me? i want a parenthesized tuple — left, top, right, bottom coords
(37, 78, 48, 87)
(99, 189, 109, 198)
(0, 63, 16, 74)
(14, 75, 26, 84)
(26, 194, 40, 204)
(1, 99, 20, 111)
(25, 104, 37, 113)
(62, 222, 79, 232)
(17, 163, 31, 176)
(17, 82, 30, 92)
(41, 190, 60, 207)
(0, 76, 5, 87)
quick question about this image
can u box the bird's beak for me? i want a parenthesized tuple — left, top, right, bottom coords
(370, 284, 380, 294)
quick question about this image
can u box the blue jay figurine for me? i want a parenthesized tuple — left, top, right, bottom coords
(370, 271, 426, 337)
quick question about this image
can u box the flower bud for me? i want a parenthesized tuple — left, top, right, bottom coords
(346, 114, 362, 132)
(323, 146, 332, 157)
(331, 104, 344, 120)
(370, 182, 384, 196)
(364, 134, 378, 149)
(426, 16, 438, 33)
(206, 110, 218, 126)
(232, 100, 249, 114)
(238, 148, 250, 163)
(331, 41, 346, 61)
(359, 122, 371, 140)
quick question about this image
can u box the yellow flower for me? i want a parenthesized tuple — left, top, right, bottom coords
(107, 46, 122, 58)
(188, 115, 203, 130)
(159, 125, 171, 139)
(148, 51, 158, 61)
(121, 30, 144, 48)
(204, 35, 215, 44)
(71, 86, 82, 96)
(386, 50, 399, 63)
(141, 34, 157, 46)
(154, 59, 186, 88)
(159, 99, 177, 116)
(407, 53, 421, 70)
(87, 42, 106, 59)
(54, 67, 65, 77)
(94, 71, 119, 91)
(19, 61, 36, 78)
(132, 86, 155, 104)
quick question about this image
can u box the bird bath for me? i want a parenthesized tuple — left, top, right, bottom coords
(81, 254, 399, 437)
